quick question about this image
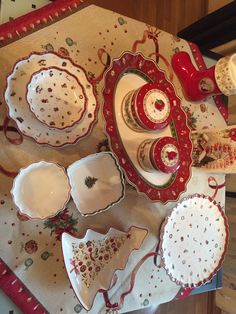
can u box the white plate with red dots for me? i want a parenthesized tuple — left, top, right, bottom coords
(5, 51, 98, 147)
(159, 194, 229, 287)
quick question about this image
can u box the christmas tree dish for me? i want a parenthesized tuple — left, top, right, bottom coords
(61, 226, 148, 311)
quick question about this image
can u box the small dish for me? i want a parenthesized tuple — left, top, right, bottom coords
(123, 82, 171, 131)
(67, 152, 125, 216)
(138, 136, 180, 173)
(62, 226, 148, 310)
(5, 51, 98, 147)
(26, 66, 87, 130)
(11, 161, 70, 219)
(159, 194, 229, 287)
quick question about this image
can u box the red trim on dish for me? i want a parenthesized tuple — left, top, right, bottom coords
(103, 51, 192, 203)
(4, 51, 99, 148)
(25, 66, 88, 130)
(188, 42, 228, 123)
(159, 193, 229, 288)
(0, 258, 48, 314)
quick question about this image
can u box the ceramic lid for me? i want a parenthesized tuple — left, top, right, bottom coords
(133, 83, 171, 130)
(151, 137, 180, 173)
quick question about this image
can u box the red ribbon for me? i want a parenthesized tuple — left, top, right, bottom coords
(0, 117, 22, 178)
(0, 116, 23, 145)
(0, 165, 18, 178)
(131, 28, 173, 82)
(208, 176, 225, 200)
(101, 251, 160, 311)
(90, 48, 111, 84)
(148, 52, 174, 82)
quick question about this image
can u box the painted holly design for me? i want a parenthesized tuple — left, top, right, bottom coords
(183, 106, 197, 130)
(44, 209, 78, 241)
(167, 151, 177, 161)
(70, 234, 130, 288)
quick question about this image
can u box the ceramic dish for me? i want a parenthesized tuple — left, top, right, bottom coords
(26, 66, 87, 130)
(11, 161, 70, 219)
(215, 53, 236, 96)
(5, 51, 98, 147)
(67, 152, 125, 216)
(62, 226, 148, 311)
(159, 194, 229, 287)
(103, 51, 192, 203)
(138, 136, 180, 173)
(123, 82, 171, 131)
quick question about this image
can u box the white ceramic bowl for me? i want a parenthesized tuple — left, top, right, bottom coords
(26, 66, 87, 130)
(67, 152, 125, 216)
(5, 51, 98, 147)
(11, 161, 71, 219)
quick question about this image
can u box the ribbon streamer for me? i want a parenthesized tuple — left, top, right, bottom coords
(0, 165, 18, 178)
(148, 52, 174, 82)
(208, 176, 225, 200)
(0, 116, 23, 145)
(132, 28, 161, 63)
(90, 48, 111, 84)
(101, 251, 160, 311)
(131, 29, 173, 82)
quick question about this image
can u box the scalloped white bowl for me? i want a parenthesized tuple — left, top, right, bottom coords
(11, 161, 71, 219)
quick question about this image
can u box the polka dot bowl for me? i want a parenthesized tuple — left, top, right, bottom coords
(26, 66, 87, 130)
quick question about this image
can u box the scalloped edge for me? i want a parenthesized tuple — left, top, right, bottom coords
(11, 161, 71, 220)
(159, 193, 229, 288)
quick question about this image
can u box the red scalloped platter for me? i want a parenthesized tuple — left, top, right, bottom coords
(103, 51, 192, 203)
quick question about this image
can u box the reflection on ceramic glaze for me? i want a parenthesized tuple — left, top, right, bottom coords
(84, 176, 98, 189)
